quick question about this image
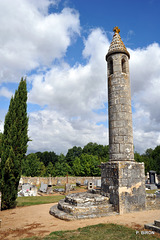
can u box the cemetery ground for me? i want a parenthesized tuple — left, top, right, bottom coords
(0, 188, 160, 240)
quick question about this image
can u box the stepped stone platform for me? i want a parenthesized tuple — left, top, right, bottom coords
(49, 192, 118, 220)
(145, 220, 160, 233)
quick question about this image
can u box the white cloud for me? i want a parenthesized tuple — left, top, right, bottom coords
(0, 0, 160, 155)
(129, 42, 160, 153)
(0, 0, 80, 83)
(28, 29, 160, 155)
(27, 28, 109, 154)
(29, 28, 109, 118)
(27, 0, 60, 15)
(28, 109, 108, 154)
(130, 43, 160, 94)
(0, 87, 13, 98)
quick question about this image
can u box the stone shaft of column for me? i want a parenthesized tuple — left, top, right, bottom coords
(107, 53, 134, 161)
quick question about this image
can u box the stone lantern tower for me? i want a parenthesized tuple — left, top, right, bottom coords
(101, 27, 146, 214)
(106, 26, 134, 162)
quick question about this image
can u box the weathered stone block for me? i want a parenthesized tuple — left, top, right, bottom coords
(121, 104, 131, 112)
(111, 128, 119, 136)
(114, 136, 124, 143)
(101, 161, 146, 214)
(110, 112, 117, 121)
(113, 120, 124, 128)
(110, 144, 119, 153)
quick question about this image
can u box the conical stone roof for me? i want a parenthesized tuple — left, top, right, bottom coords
(106, 26, 130, 60)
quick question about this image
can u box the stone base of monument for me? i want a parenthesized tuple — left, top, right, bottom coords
(101, 161, 146, 214)
(49, 192, 118, 220)
(145, 220, 160, 233)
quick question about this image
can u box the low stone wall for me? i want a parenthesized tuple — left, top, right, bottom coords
(21, 176, 100, 186)
(146, 194, 160, 210)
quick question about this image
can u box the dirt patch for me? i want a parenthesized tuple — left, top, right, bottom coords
(1, 199, 160, 240)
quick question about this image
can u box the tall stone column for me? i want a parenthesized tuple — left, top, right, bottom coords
(101, 27, 146, 214)
(106, 26, 134, 161)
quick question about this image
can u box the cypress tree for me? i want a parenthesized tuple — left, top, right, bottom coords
(0, 78, 29, 210)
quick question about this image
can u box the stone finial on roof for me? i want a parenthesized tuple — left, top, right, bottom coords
(106, 26, 130, 60)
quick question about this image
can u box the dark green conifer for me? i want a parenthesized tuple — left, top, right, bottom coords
(0, 78, 29, 210)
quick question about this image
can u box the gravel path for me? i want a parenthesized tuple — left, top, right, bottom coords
(0, 203, 160, 240)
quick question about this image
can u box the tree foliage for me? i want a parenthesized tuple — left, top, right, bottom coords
(35, 151, 58, 167)
(134, 146, 160, 174)
(22, 143, 109, 177)
(20, 142, 160, 178)
(0, 78, 29, 210)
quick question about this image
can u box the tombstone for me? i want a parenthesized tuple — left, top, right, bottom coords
(57, 180, 61, 186)
(149, 171, 156, 184)
(84, 180, 88, 186)
(146, 172, 150, 184)
(65, 183, 71, 193)
(96, 179, 101, 188)
(155, 173, 158, 185)
(88, 181, 94, 190)
(156, 190, 160, 198)
(48, 175, 52, 187)
(70, 184, 76, 191)
(53, 188, 64, 193)
(47, 176, 53, 194)
(36, 177, 40, 186)
(19, 177, 23, 185)
(145, 171, 158, 190)
(22, 183, 32, 191)
(39, 182, 48, 193)
(30, 186, 38, 196)
(76, 181, 81, 187)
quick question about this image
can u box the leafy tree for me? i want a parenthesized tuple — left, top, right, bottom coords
(150, 146, 160, 174)
(65, 146, 82, 167)
(72, 157, 82, 176)
(0, 78, 29, 210)
(22, 153, 41, 177)
(80, 153, 101, 176)
(35, 151, 58, 167)
(134, 152, 143, 162)
(55, 154, 71, 176)
(38, 162, 46, 177)
(46, 162, 54, 176)
(83, 142, 109, 162)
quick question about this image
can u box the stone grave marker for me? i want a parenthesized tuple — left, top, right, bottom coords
(39, 182, 48, 193)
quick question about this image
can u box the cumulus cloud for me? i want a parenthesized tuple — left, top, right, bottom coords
(0, 87, 13, 98)
(28, 28, 109, 153)
(130, 43, 160, 94)
(129, 43, 160, 153)
(28, 109, 108, 154)
(28, 28, 109, 118)
(0, 0, 80, 83)
(0, 0, 160, 155)
(27, 29, 160, 154)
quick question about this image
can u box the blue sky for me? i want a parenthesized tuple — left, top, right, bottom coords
(0, 0, 160, 154)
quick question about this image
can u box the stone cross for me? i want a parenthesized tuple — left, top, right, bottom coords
(113, 26, 120, 34)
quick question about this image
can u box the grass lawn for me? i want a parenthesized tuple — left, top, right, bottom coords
(17, 195, 65, 207)
(21, 223, 160, 240)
